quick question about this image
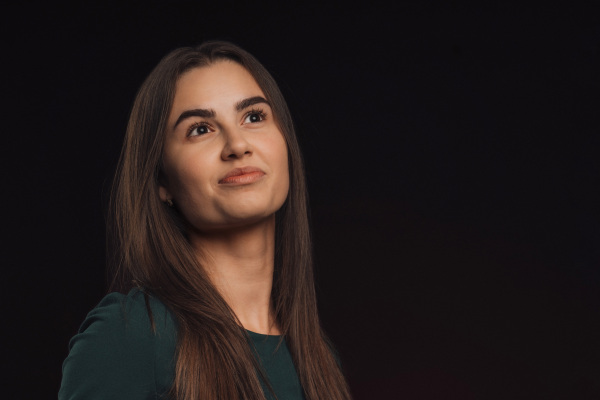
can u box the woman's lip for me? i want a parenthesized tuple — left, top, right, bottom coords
(219, 171, 265, 185)
(218, 166, 265, 184)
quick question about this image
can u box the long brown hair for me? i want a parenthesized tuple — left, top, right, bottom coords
(107, 41, 351, 400)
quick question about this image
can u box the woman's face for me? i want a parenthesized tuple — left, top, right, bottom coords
(159, 61, 289, 233)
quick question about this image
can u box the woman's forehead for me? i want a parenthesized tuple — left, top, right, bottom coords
(178, 62, 262, 98)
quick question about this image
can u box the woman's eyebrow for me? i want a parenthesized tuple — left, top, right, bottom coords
(235, 96, 270, 111)
(173, 108, 215, 129)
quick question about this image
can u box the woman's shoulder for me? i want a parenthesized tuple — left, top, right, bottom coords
(80, 289, 175, 336)
(59, 289, 177, 399)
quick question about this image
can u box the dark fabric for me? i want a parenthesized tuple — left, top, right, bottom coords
(59, 289, 304, 400)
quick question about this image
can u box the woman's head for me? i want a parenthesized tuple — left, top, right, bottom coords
(116, 42, 304, 242)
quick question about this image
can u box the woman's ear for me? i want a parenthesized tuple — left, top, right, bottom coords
(158, 169, 172, 202)
(159, 185, 171, 202)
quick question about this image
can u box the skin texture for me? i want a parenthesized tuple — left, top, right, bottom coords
(159, 61, 289, 334)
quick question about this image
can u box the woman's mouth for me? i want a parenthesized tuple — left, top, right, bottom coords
(218, 166, 266, 185)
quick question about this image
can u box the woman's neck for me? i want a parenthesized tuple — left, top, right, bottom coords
(189, 215, 280, 335)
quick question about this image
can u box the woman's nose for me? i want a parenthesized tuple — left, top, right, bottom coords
(220, 127, 253, 160)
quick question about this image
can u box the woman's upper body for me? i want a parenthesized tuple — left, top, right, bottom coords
(60, 41, 351, 399)
(59, 289, 305, 400)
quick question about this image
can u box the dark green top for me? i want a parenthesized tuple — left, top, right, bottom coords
(59, 290, 305, 400)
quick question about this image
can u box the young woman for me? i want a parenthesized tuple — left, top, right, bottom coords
(59, 41, 351, 400)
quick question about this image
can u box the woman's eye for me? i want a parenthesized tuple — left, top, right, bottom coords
(244, 111, 266, 124)
(188, 123, 211, 137)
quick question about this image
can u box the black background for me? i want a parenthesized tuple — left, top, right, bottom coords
(3, 1, 599, 399)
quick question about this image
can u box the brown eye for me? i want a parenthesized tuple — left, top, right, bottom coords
(188, 122, 212, 137)
(243, 110, 266, 124)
